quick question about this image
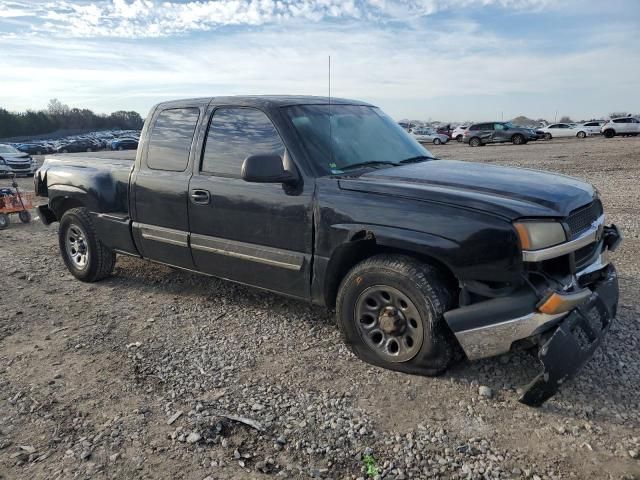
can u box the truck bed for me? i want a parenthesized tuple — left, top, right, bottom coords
(35, 151, 137, 254)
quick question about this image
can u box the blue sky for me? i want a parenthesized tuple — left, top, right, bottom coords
(0, 0, 639, 122)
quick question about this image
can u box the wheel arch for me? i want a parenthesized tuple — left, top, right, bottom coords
(49, 185, 94, 220)
(321, 225, 459, 308)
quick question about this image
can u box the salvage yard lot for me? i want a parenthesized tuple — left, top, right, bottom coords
(1, 137, 639, 479)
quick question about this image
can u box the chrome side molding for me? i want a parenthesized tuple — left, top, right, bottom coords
(131, 222, 303, 271)
(133, 222, 189, 247)
(190, 234, 304, 271)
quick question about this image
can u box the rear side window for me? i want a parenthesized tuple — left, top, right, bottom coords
(201, 107, 285, 177)
(147, 108, 200, 171)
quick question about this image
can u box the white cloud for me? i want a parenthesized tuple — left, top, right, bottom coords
(0, 0, 550, 38)
(0, 18, 638, 121)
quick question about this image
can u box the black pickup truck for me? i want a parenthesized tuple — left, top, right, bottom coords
(34, 96, 622, 405)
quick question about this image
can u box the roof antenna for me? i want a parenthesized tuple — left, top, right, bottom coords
(328, 55, 334, 167)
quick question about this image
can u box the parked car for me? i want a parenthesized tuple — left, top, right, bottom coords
(463, 122, 537, 146)
(0, 144, 37, 177)
(56, 140, 97, 153)
(411, 128, 449, 145)
(451, 125, 469, 142)
(16, 143, 53, 155)
(34, 95, 622, 407)
(601, 117, 640, 138)
(580, 121, 605, 135)
(110, 138, 139, 150)
(539, 123, 590, 139)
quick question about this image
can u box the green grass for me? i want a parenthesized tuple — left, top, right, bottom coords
(362, 453, 380, 477)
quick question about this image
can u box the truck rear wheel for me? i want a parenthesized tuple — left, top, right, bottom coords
(336, 254, 457, 376)
(59, 207, 115, 282)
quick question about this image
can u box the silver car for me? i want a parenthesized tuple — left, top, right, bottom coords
(0, 144, 38, 177)
(411, 128, 449, 145)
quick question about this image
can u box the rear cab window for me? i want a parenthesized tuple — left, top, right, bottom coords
(147, 108, 200, 171)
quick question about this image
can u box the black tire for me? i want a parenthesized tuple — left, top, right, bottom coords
(456, 135, 463, 142)
(469, 137, 481, 147)
(58, 207, 115, 282)
(512, 134, 525, 145)
(544, 133, 552, 140)
(336, 254, 457, 376)
(577, 131, 586, 139)
(433, 138, 441, 145)
(18, 210, 31, 223)
(0, 213, 9, 230)
(603, 129, 615, 138)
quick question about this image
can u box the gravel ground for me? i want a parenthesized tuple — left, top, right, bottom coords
(1, 136, 639, 480)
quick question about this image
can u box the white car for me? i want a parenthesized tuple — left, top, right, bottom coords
(451, 125, 469, 142)
(601, 117, 640, 138)
(539, 123, 589, 139)
(411, 128, 449, 145)
(0, 144, 38, 177)
(580, 121, 605, 135)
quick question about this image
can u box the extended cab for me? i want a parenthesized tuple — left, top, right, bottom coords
(35, 96, 622, 405)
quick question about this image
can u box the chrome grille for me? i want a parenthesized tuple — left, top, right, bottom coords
(7, 162, 30, 170)
(566, 200, 602, 239)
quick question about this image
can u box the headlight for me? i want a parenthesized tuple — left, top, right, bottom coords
(514, 221, 566, 250)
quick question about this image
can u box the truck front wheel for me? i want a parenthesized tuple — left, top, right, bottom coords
(336, 254, 457, 376)
(59, 207, 115, 282)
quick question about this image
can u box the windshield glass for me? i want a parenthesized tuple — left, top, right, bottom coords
(0, 145, 20, 154)
(284, 105, 433, 175)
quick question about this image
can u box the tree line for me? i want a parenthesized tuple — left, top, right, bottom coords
(0, 99, 144, 139)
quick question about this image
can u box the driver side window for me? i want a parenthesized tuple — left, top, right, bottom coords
(201, 107, 285, 177)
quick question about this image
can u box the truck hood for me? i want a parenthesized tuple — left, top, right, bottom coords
(338, 160, 596, 219)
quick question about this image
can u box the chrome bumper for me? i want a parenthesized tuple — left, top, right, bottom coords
(454, 311, 567, 361)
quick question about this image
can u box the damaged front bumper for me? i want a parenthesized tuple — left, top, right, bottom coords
(444, 224, 621, 406)
(519, 264, 618, 406)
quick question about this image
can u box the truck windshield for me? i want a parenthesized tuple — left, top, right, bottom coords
(284, 105, 434, 175)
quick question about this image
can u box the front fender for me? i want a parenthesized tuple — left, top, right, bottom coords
(312, 223, 461, 306)
(333, 223, 459, 270)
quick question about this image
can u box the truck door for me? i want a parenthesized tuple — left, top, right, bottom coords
(187, 106, 313, 299)
(131, 106, 201, 269)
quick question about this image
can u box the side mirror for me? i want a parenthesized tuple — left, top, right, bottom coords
(241, 154, 298, 185)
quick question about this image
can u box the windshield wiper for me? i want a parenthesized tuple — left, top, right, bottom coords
(340, 161, 401, 171)
(399, 155, 436, 164)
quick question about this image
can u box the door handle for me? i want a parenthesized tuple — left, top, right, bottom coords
(190, 189, 210, 204)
